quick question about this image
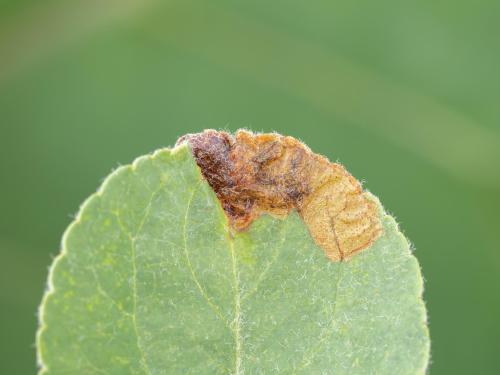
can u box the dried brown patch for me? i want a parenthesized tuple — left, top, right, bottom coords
(177, 130, 382, 261)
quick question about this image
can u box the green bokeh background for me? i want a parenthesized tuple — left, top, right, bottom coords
(1, 1, 499, 373)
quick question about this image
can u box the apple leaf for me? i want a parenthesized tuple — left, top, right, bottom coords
(37, 142, 429, 374)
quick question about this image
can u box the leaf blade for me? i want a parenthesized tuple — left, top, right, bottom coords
(37, 144, 429, 375)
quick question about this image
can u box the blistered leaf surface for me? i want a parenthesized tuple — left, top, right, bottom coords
(37, 144, 429, 374)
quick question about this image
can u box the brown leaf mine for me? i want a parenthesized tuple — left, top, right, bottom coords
(177, 130, 382, 261)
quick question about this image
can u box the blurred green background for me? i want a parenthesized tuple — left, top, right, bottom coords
(1, 0, 500, 373)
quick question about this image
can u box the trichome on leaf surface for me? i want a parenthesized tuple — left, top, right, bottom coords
(37, 130, 430, 375)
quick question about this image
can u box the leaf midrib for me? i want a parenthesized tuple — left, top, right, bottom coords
(229, 238, 243, 375)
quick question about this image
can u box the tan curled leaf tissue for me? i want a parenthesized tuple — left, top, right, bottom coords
(37, 130, 430, 375)
(179, 130, 382, 261)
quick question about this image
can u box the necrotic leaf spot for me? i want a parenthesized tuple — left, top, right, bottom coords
(177, 130, 382, 261)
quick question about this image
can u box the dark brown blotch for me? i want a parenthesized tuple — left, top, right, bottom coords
(178, 130, 382, 261)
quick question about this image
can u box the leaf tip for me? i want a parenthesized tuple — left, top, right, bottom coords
(179, 129, 383, 262)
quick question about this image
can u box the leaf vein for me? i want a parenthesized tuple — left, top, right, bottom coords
(229, 238, 243, 375)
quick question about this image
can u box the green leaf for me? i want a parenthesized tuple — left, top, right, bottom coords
(37, 143, 429, 374)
